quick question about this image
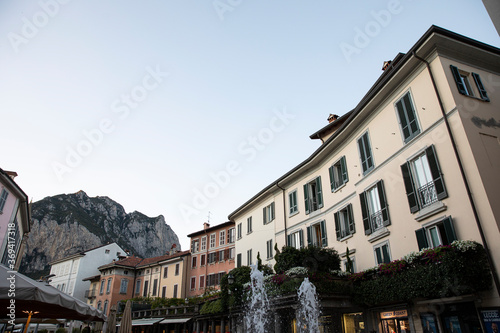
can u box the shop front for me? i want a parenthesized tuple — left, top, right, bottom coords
(380, 310, 411, 333)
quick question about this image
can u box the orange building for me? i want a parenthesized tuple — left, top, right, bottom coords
(187, 222, 235, 297)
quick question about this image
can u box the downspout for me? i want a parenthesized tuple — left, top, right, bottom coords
(413, 51, 500, 297)
(276, 182, 288, 246)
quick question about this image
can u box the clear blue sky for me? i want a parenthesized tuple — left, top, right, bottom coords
(1, 0, 498, 251)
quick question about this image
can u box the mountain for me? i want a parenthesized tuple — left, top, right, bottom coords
(19, 190, 180, 277)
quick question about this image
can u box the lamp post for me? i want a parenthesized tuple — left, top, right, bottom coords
(227, 274, 235, 333)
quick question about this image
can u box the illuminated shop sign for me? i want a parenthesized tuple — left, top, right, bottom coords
(380, 310, 408, 319)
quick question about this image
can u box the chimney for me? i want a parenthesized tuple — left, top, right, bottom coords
(169, 243, 177, 255)
(203, 222, 210, 230)
(382, 60, 392, 71)
(328, 114, 339, 123)
(4, 171, 18, 180)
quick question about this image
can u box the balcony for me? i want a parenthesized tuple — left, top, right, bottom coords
(370, 210, 384, 232)
(417, 182, 438, 208)
(85, 289, 97, 299)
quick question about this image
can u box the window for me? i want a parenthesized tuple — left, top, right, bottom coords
(191, 239, 199, 253)
(237, 223, 242, 239)
(219, 250, 225, 262)
(228, 248, 235, 260)
(143, 280, 149, 297)
(247, 216, 253, 234)
(263, 202, 275, 224)
(135, 280, 141, 295)
(105, 249, 110, 254)
(120, 279, 128, 294)
(343, 256, 356, 273)
(359, 180, 390, 235)
(208, 252, 218, 264)
(289, 190, 298, 215)
(395, 92, 420, 143)
(173, 284, 178, 298)
(201, 254, 206, 266)
(219, 230, 225, 245)
(357, 132, 374, 174)
(450, 65, 490, 101)
(201, 236, 207, 251)
(287, 230, 304, 249)
(175, 263, 180, 276)
(237, 253, 242, 268)
(97, 301, 102, 310)
(0, 189, 9, 212)
(247, 249, 252, 266)
(228, 228, 235, 243)
(190, 277, 196, 290)
(163, 267, 168, 278)
(329, 156, 349, 191)
(152, 279, 158, 296)
(162, 286, 166, 298)
(210, 233, 216, 248)
(266, 239, 273, 259)
(192, 256, 197, 268)
(401, 145, 447, 213)
(97, 279, 104, 294)
(334, 204, 355, 240)
(103, 300, 108, 314)
(415, 217, 457, 250)
(374, 242, 391, 265)
(106, 278, 112, 294)
(307, 221, 327, 247)
(304, 177, 323, 214)
(199, 276, 205, 289)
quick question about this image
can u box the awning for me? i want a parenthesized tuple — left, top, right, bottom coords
(117, 318, 162, 327)
(159, 318, 191, 324)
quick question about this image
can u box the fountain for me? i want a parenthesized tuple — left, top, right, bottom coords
(244, 265, 271, 332)
(295, 277, 321, 333)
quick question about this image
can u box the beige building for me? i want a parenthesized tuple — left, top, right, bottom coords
(229, 26, 500, 332)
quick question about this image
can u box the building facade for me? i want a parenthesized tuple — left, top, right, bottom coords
(0, 168, 30, 271)
(187, 222, 235, 297)
(228, 26, 500, 333)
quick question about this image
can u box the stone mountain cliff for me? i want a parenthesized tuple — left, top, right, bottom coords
(20, 191, 180, 277)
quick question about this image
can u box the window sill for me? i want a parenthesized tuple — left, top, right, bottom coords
(338, 234, 353, 242)
(415, 201, 447, 222)
(339, 248, 356, 258)
(308, 209, 322, 218)
(289, 210, 299, 218)
(332, 182, 347, 193)
(368, 227, 390, 243)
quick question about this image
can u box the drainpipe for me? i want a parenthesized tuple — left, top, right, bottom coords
(413, 51, 500, 297)
(276, 182, 288, 246)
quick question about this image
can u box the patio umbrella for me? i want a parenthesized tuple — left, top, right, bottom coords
(0, 265, 106, 322)
(117, 300, 131, 333)
(105, 305, 117, 333)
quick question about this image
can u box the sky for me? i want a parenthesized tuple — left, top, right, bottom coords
(1, 0, 499, 251)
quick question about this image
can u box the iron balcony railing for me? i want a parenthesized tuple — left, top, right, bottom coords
(417, 181, 438, 208)
(370, 210, 384, 232)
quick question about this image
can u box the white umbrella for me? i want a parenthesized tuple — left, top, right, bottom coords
(117, 301, 131, 333)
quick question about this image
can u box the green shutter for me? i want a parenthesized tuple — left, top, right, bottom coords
(263, 207, 267, 224)
(304, 184, 310, 214)
(329, 165, 335, 191)
(271, 202, 275, 221)
(472, 72, 490, 102)
(299, 229, 304, 249)
(425, 145, 448, 200)
(382, 245, 391, 263)
(341, 156, 349, 184)
(450, 65, 467, 95)
(401, 162, 419, 213)
(316, 176, 323, 208)
(288, 192, 293, 215)
(320, 220, 327, 247)
(306, 226, 312, 247)
(415, 228, 429, 250)
(287, 234, 292, 247)
(396, 99, 410, 141)
(442, 216, 457, 244)
(359, 192, 372, 235)
(377, 180, 391, 226)
(334, 212, 341, 240)
(375, 247, 383, 265)
(347, 204, 355, 235)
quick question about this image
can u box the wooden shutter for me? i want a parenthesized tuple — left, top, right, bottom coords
(382, 245, 391, 263)
(377, 180, 391, 227)
(334, 212, 341, 240)
(341, 156, 349, 184)
(359, 192, 372, 235)
(263, 206, 267, 224)
(425, 145, 447, 200)
(299, 229, 304, 249)
(329, 165, 335, 191)
(415, 228, 429, 250)
(347, 204, 355, 235)
(316, 177, 323, 209)
(306, 226, 312, 247)
(396, 99, 410, 140)
(472, 72, 490, 101)
(287, 234, 292, 247)
(320, 220, 327, 247)
(401, 162, 419, 213)
(271, 202, 275, 221)
(375, 247, 383, 265)
(288, 192, 294, 215)
(450, 65, 467, 95)
(304, 184, 310, 214)
(442, 216, 457, 244)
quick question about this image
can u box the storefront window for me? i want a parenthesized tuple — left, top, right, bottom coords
(380, 310, 410, 333)
(343, 312, 364, 333)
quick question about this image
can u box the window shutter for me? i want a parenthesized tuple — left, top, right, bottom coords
(425, 145, 447, 200)
(382, 245, 391, 263)
(304, 184, 310, 214)
(320, 220, 327, 247)
(450, 65, 467, 95)
(359, 192, 372, 235)
(288, 192, 293, 215)
(271, 202, 275, 221)
(401, 162, 419, 213)
(334, 212, 341, 240)
(377, 180, 391, 226)
(415, 228, 429, 250)
(347, 204, 355, 234)
(287, 234, 292, 247)
(237, 253, 241, 268)
(396, 99, 410, 140)
(472, 72, 490, 102)
(316, 176, 323, 208)
(306, 226, 312, 247)
(341, 156, 349, 184)
(329, 165, 335, 191)
(299, 229, 304, 249)
(442, 216, 457, 244)
(375, 247, 383, 265)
